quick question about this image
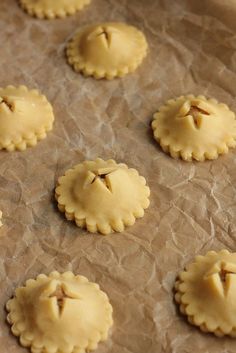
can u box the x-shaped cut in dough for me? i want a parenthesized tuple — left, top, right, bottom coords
(178, 99, 211, 129)
(0, 96, 14, 112)
(49, 284, 79, 315)
(204, 261, 236, 298)
(84, 167, 117, 192)
(88, 26, 121, 49)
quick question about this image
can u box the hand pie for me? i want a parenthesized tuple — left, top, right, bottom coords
(19, 0, 91, 19)
(175, 249, 236, 337)
(0, 85, 54, 152)
(6, 271, 113, 353)
(55, 158, 150, 235)
(152, 95, 236, 161)
(66, 22, 148, 79)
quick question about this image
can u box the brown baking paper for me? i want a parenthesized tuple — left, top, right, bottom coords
(0, 0, 236, 352)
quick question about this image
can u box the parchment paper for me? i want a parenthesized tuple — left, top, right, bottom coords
(0, 0, 236, 352)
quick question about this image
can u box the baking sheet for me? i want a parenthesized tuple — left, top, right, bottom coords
(0, 0, 236, 352)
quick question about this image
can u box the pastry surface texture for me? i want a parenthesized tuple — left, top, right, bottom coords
(19, 0, 91, 19)
(175, 249, 236, 337)
(6, 271, 113, 353)
(55, 158, 150, 235)
(66, 22, 148, 79)
(152, 95, 236, 161)
(0, 85, 54, 151)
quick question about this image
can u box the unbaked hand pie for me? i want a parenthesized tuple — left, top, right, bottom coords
(175, 249, 236, 337)
(152, 95, 236, 161)
(6, 271, 113, 353)
(19, 0, 91, 19)
(66, 22, 148, 79)
(55, 158, 150, 235)
(0, 85, 54, 151)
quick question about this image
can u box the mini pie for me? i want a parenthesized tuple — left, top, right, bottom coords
(55, 158, 150, 235)
(0, 85, 54, 152)
(19, 0, 91, 19)
(152, 95, 236, 161)
(66, 22, 148, 80)
(6, 271, 113, 353)
(175, 249, 236, 337)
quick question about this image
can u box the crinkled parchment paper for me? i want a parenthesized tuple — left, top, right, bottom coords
(0, 0, 236, 352)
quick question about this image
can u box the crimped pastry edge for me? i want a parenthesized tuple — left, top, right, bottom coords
(55, 158, 150, 235)
(152, 95, 236, 162)
(66, 25, 148, 80)
(18, 0, 91, 19)
(174, 249, 236, 337)
(6, 271, 113, 353)
(0, 85, 54, 152)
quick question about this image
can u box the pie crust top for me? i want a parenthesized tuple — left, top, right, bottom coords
(66, 22, 148, 79)
(0, 85, 54, 152)
(175, 249, 236, 337)
(55, 158, 150, 235)
(152, 95, 236, 161)
(19, 0, 91, 19)
(6, 271, 113, 353)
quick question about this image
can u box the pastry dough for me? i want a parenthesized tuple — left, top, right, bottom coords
(0, 85, 54, 151)
(152, 95, 236, 161)
(55, 158, 150, 235)
(19, 0, 91, 19)
(175, 249, 236, 337)
(66, 22, 148, 79)
(0, 210, 2, 227)
(6, 271, 113, 353)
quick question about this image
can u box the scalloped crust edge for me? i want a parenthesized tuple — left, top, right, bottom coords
(6, 271, 113, 353)
(18, 0, 91, 19)
(174, 249, 236, 337)
(55, 158, 150, 235)
(152, 95, 236, 162)
(0, 85, 54, 152)
(66, 30, 148, 80)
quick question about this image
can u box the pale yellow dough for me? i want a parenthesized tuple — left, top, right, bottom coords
(6, 271, 113, 353)
(66, 22, 148, 79)
(19, 0, 91, 19)
(152, 95, 236, 161)
(0, 85, 54, 151)
(55, 158, 150, 235)
(175, 249, 236, 337)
